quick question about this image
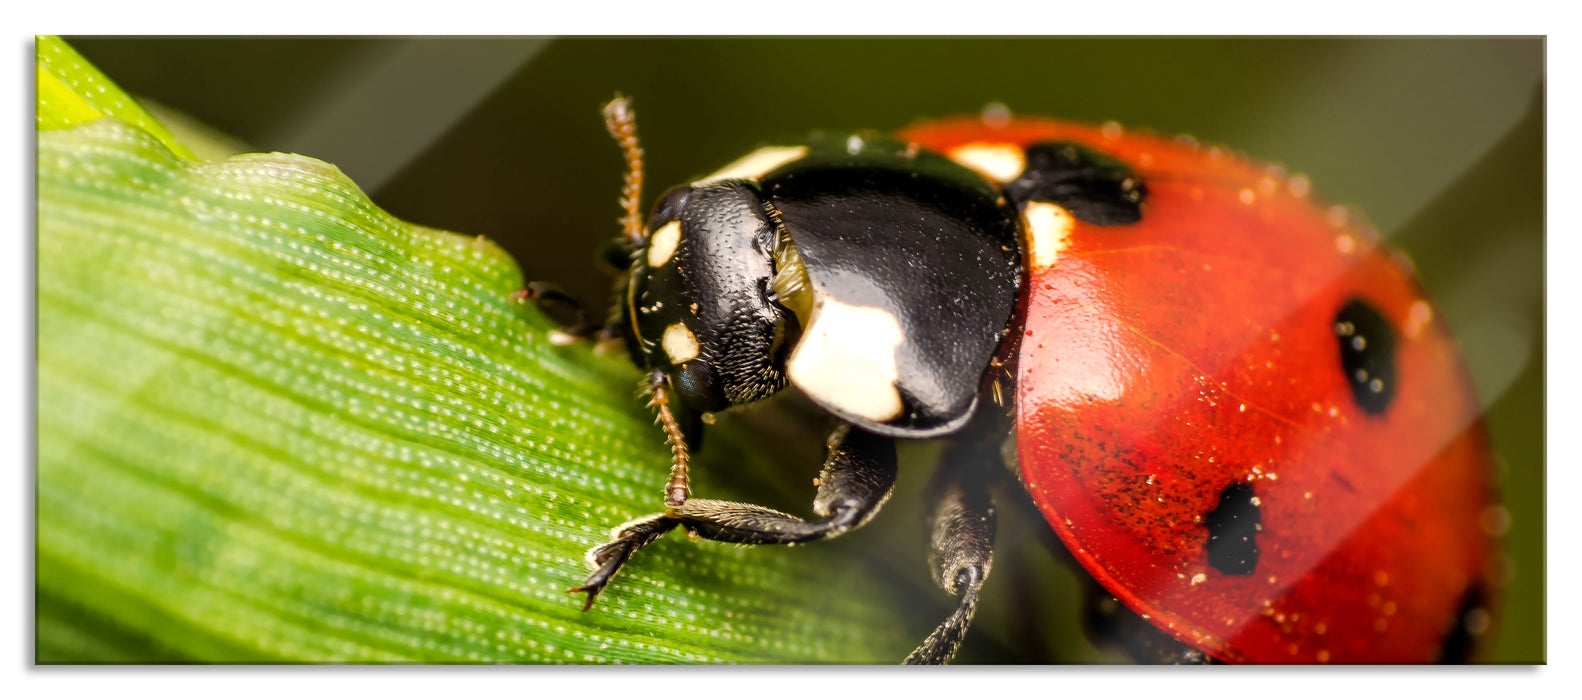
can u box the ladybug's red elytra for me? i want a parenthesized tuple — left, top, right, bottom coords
(533, 98, 1500, 664)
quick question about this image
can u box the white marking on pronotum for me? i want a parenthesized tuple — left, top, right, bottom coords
(1021, 201, 1075, 270)
(694, 145, 808, 185)
(786, 297, 905, 423)
(662, 322, 699, 365)
(947, 142, 1026, 183)
(647, 220, 681, 267)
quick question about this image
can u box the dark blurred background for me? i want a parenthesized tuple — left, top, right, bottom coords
(66, 37, 1544, 663)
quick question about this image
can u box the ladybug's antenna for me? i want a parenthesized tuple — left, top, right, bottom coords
(644, 370, 691, 509)
(603, 95, 646, 249)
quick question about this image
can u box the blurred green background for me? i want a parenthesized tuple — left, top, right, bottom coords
(63, 37, 1544, 663)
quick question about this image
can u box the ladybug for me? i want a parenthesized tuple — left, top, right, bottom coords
(536, 97, 1499, 664)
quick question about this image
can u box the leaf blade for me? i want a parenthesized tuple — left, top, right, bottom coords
(37, 117, 913, 664)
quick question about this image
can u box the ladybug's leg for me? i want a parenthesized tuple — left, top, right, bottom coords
(518, 232, 639, 347)
(903, 419, 1001, 665)
(513, 281, 602, 344)
(571, 422, 898, 608)
(1081, 577, 1210, 664)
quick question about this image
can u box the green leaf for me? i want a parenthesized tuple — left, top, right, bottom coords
(36, 36, 195, 160)
(36, 61, 916, 664)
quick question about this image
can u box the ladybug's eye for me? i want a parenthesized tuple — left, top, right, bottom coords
(647, 185, 692, 233)
(675, 360, 728, 413)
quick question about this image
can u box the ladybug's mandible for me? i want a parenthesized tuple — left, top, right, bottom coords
(533, 97, 1499, 664)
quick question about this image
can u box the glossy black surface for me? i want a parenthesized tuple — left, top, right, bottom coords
(1203, 482, 1262, 576)
(763, 134, 1022, 437)
(1005, 141, 1146, 225)
(1334, 297, 1397, 415)
(623, 181, 790, 412)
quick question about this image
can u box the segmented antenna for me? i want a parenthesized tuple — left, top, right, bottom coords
(603, 95, 646, 248)
(645, 370, 691, 509)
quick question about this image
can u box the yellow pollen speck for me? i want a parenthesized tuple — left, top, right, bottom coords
(1335, 234, 1356, 254)
(1238, 188, 1256, 205)
(1481, 504, 1512, 536)
(1326, 205, 1350, 227)
(1190, 573, 1207, 585)
(1288, 174, 1312, 198)
(1100, 121, 1124, 140)
(1467, 608, 1492, 635)
(1404, 300, 1433, 339)
(980, 102, 1012, 128)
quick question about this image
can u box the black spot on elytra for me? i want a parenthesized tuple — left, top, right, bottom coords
(1204, 482, 1262, 575)
(1334, 298, 1397, 415)
(1437, 584, 1490, 664)
(1005, 142, 1146, 225)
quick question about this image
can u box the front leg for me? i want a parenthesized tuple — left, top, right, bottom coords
(571, 423, 897, 608)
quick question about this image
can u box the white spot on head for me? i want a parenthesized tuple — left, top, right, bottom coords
(846, 135, 864, 154)
(1238, 188, 1256, 205)
(662, 323, 699, 365)
(947, 143, 1026, 183)
(694, 145, 808, 185)
(1100, 121, 1124, 140)
(1021, 201, 1075, 270)
(786, 297, 904, 423)
(1335, 233, 1356, 254)
(647, 220, 681, 268)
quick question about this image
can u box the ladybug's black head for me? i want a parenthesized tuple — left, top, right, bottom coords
(616, 181, 808, 414)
